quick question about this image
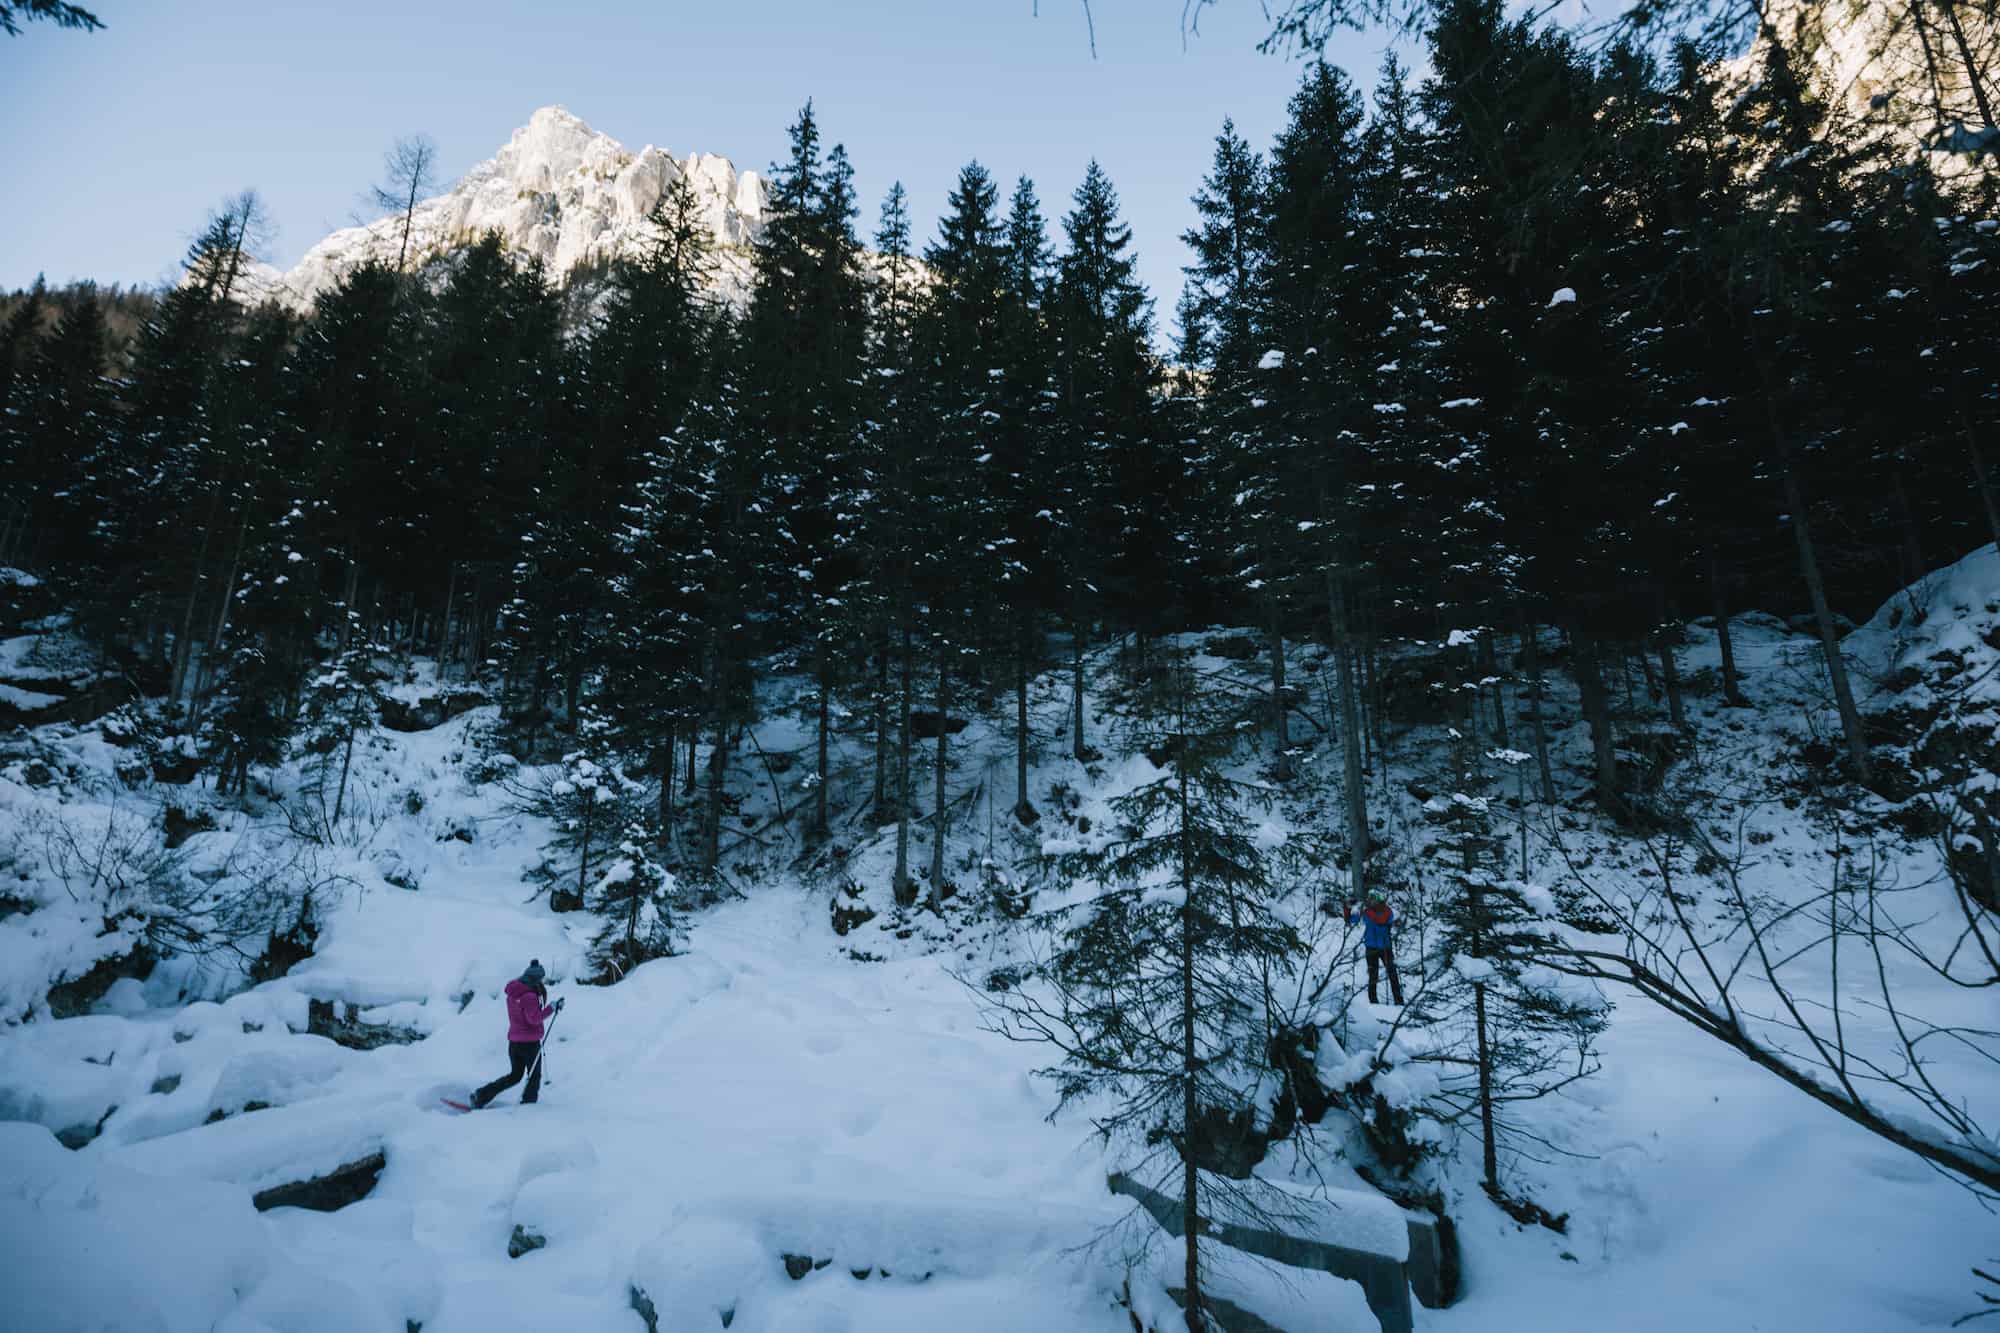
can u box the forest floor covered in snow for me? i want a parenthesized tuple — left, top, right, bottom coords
(2, 551, 1998, 1332)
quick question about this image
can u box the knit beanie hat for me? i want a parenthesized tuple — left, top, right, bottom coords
(521, 959, 546, 985)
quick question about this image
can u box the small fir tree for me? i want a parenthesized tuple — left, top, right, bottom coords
(1415, 629, 1607, 1206)
(991, 647, 1298, 1333)
(528, 710, 644, 913)
(585, 824, 686, 982)
(300, 632, 390, 833)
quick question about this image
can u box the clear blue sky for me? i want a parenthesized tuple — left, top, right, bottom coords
(2, 0, 1405, 325)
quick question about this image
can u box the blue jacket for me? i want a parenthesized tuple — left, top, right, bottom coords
(1348, 902, 1394, 950)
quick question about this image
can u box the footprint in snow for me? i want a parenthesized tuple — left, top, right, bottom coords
(839, 1104, 883, 1137)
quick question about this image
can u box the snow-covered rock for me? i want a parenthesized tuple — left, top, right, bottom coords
(247, 106, 767, 310)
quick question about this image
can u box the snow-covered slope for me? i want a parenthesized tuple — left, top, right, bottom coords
(245, 106, 767, 309)
(3, 557, 1998, 1330)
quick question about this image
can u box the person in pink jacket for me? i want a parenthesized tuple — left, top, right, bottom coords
(471, 959, 562, 1108)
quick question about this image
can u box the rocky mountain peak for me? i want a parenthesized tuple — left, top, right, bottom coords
(249, 106, 767, 310)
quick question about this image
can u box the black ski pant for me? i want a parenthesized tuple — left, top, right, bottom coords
(1365, 947, 1403, 1005)
(474, 1039, 543, 1107)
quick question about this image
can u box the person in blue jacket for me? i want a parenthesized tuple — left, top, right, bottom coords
(1346, 889, 1404, 1005)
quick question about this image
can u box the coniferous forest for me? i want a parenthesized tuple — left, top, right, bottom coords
(8, 5, 1995, 858)
(5, 2, 2000, 1330)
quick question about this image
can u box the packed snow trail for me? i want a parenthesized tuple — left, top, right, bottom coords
(10, 872, 1990, 1331)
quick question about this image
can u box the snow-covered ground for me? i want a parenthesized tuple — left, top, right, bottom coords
(2, 553, 1997, 1331)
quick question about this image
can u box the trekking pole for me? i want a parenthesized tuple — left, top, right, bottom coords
(522, 1007, 561, 1095)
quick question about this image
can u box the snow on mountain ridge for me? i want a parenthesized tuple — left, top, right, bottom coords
(252, 105, 767, 310)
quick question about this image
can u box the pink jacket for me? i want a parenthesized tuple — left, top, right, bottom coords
(505, 979, 553, 1043)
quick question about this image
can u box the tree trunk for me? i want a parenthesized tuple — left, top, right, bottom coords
(468, 566, 487, 672)
(440, 562, 459, 679)
(1938, 0, 1998, 129)
(874, 632, 889, 818)
(1964, 420, 2000, 553)
(656, 733, 675, 842)
(1891, 474, 1926, 592)
(1270, 614, 1292, 782)
(1776, 438, 1873, 784)
(1178, 754, 1203, 1333)
(812, 643, 830, 840)
(702, 640, 725, 875)
(169, 488, 225, 716)
(1638, 640, 1661, 706)
(1571, 627, 1622, 813)
(575, 801, 593, 910)
(398, 182, 419, 270)
(1710, 555, 1749, 707)
(333, 725, 357, 828)
(929, 653, 949, 906)
(1015, 628, 1033, 822)
(1657, 628, 1687, 729)
(1071, 609, 1089, 762)
(1519, 614, 1557, 804)
(893, 621, 914, 907)
(1461, 817, 1499, 1191)
(1475, 979, 1498, 1192)
(1481, 631, 1509, 745)
(191, 505, 251, 731)
(1326, 572, 1370, 896)
(1359, 638, 1376, 776)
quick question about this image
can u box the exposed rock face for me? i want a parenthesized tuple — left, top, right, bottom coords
(251, 1150, 386, 1212)
(1734, 1, 1999, 163)
(249, 107, 767, 310)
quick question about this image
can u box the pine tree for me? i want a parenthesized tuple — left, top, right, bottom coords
(1051, 161, 1157, 759)
(994, 176, 1060, 824)
(599, 175, 724, 848)
(1183, 119, 1295, 779)
(1711, 35, 1884, 785)
(0, 279, 51, 563)
(113, 203, 265, 688)
(1415, 630, 1607, 1203)
(992, 644, 1298, 1333)
(910, 160, 1012, 900)
(1263, 61, 1380, 885)
(300, 635, 390, 835)
(527, 710, 645, 912)
(742, 104, 870, 843)
(585, 825, 686, 982)
(858, 182, 927, 903)
(9, 287, 110, 570)
(286, 261, 420, 662)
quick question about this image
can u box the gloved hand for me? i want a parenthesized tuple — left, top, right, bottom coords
(552, 997, 565, 1014)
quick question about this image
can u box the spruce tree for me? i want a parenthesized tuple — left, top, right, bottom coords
(527, 709, 644, 912)
(585, 825, 686, 982)
(10, 288, 110, 571)
(992, 643, 1298, 1333)
(599, 175, 724, 847)
(1183, 120, 1295, 778)
(300, 636, 390, 835)
(859, 183, 926, 903)
(911, 160, 1011, 900)
(1415, 630, 1607, 1203)
(742, 104, 870, 843)
(1263, 61, 1380, 884)
(1051, 161, 1157, 759)
(993, 176, 1060, 823)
